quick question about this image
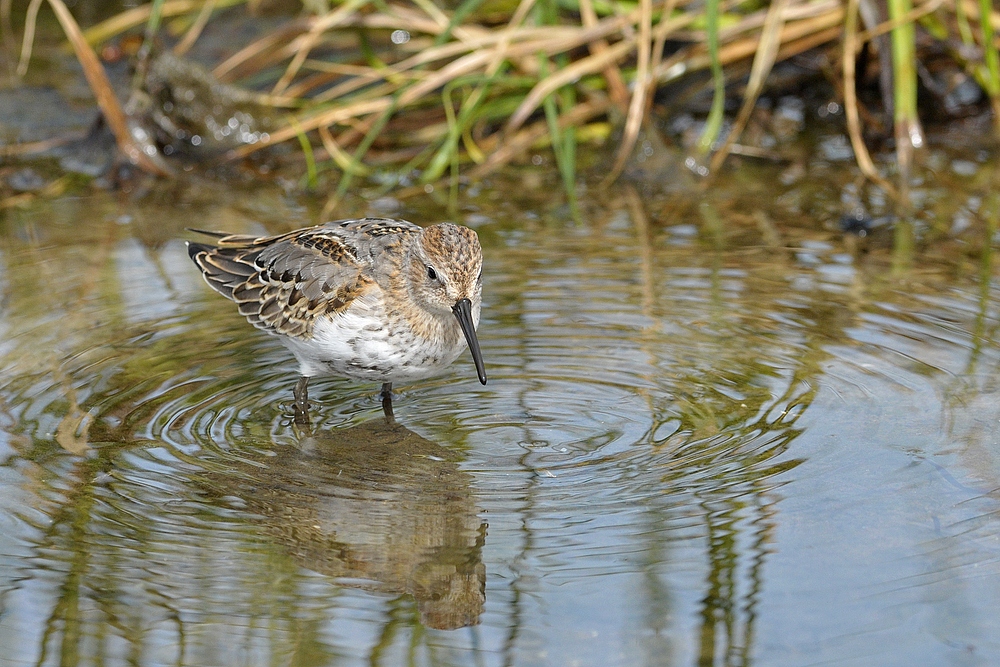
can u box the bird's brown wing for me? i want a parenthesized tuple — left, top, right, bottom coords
(187, 223, 376, 339)
(334, 217, 423, 239)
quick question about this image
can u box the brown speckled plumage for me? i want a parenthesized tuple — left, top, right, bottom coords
(187, 217, 486, 419)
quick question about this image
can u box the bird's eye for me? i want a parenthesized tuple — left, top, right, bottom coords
(426, 266, 438, 281)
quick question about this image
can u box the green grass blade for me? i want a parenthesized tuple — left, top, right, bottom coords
(434, 0, 486, 46)
(423, 72, 507, 183)
(955, 0, 975, 45)
(557, 83, 578, 218)
(888, 0, 918, 126)
(887, 0, 923, 182)
(144, 0, 166, 39)
(333, 98, 400, 201)
(294, 123, 318, 191)
(697, 0, 725, 156)
(538, 57, 579, 215)
(977, 0, 1000, 104)
(134, 0, 166, 67)
(534, 0, 578, 215)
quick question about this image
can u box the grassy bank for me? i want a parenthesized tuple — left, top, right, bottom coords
(9, 0, 1000, 202)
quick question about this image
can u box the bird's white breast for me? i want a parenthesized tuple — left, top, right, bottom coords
(281, 294, 467, 383)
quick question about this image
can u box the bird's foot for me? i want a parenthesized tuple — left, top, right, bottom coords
(292, 402, 311, 425)
(293, 376, 311, 425)
(380, 382, 395, 423)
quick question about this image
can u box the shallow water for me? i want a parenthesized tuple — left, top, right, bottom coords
(1, 170, 1000, 666)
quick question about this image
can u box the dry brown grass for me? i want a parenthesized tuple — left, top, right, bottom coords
(10, 0, 1000, 198)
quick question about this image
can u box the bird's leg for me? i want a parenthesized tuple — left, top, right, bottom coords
(293, 376, 310, 424)
(380, 382, 394, 422)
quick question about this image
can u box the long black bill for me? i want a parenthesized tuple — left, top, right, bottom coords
(452, 298, 488, 385)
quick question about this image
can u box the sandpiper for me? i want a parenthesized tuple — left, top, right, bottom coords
(187, 217, 486, 420)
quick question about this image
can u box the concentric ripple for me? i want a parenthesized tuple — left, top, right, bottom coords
(2, 189, 1000, 665)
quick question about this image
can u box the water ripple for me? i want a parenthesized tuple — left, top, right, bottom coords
(2, 194, 1000, 664)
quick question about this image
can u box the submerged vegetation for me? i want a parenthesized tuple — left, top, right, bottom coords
(5, 0, 1000, 204)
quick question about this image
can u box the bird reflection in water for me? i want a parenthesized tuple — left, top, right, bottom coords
(206, 409, 487, 630)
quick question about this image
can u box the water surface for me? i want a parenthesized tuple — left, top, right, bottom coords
(1, 170, 999, 666)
